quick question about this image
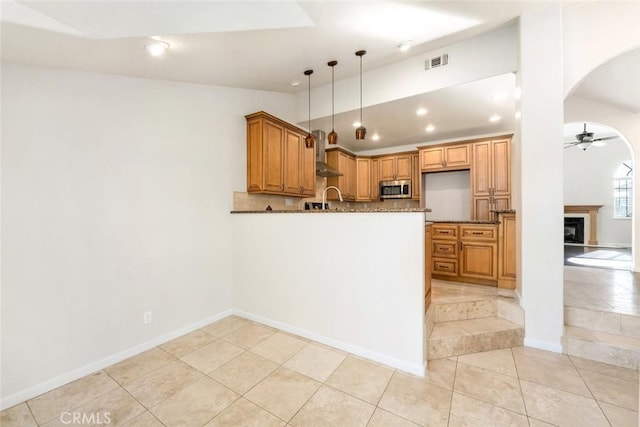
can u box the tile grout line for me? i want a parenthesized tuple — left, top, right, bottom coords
(446, 356, 458, 427)
(510, 348, 530, 420)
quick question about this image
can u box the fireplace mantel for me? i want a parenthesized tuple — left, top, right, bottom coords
(564, 205, 603, 245)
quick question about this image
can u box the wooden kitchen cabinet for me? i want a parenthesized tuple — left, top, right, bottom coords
(326, 147, 356, 201)
(356, 157, 371, 201)
(371, 158, 379, 200)
(472, 138, 511, 220)
(431, 223, 498, 285)
(412, 153, 421, 200)
(425, 224, 432, 312)
(378, 154, 412, 181)
(420, 143, 470, 172)
(245, 111, 315, 197)
(497, 212, 516, 290)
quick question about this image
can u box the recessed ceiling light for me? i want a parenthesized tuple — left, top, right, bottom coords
(371, 133, 380, 141)
(146, 40, 169, 57)
(398, 41, 412, 52)
(291, 81, 300, 87)
(425, 124, 435, 132)
(353, 121, 361, 128)
(416, 108, 428, 116)
(489, 114, 501, 122)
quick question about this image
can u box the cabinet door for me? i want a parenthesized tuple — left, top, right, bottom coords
(246, 119, 264, 192)
(492, 139, 511, 196)
(395, 155, 412, 180)
(347, 155, 357, 200)
(444, 145, 470, 169)
(283, 129, 303, 194)
(379, 156, 396, 180)
(420, 148, 444, 171)
(264, 120, 285, 192)
(300, 135, 316, 196)
(425, 225, 432, 311)
(472, 141, 491, 196)
(356, 158, 371, 201)
(371, 159, 379, 200)
(473, 197, 491, 222)
(412, 153, 421, 200)
(460, 242, 497, 281)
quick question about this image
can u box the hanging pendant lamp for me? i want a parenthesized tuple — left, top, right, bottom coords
(355, 50, 367, 140)
(327, 60, 338, 145)
(304, 69, 315, 148)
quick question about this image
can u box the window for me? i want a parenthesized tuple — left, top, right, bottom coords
(614, 161, 632, 218)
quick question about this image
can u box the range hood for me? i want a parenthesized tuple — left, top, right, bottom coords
(312, 130, 342, 177)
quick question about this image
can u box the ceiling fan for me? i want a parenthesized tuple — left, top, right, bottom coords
(564, 123, 618, 150)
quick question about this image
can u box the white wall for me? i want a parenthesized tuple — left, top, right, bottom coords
(0, 64, 296, 406)
(296, 23, 518, 122)
(517, 4, 565, 352)
(563, 2, 640, 99)
(232, 212, 426, 375)
(563, 127, 633, 246)
(423, 170, 471, 221)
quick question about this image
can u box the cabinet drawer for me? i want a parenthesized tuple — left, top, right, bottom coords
(460, 225, 497, 241)
(432, 258, 458, 277)
(432, 224, 458, 239)
(432, 241, 458, 258)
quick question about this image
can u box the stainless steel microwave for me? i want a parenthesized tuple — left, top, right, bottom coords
(379, 180, 411, 199)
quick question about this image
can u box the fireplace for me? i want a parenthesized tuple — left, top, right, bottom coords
(564, 217, 585, 244)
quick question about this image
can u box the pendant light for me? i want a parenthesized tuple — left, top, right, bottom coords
(304, 69, 315, 148)
(355, 50, 367, 140)
(327, 60, 338, 145)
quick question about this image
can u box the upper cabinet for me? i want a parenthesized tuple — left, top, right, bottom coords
(356, 157, 372, 201)
(412, 153, 420, 200)
(326, 147, 357, 201)
(420, 144, 470, 172)
(245, 111, 315, 197)
(379, 154, 412, 181)
(472, 138, 511, 220)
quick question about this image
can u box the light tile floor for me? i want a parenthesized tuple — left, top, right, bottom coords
(2, 316, 638, 427)
(565, 265, 640, 316)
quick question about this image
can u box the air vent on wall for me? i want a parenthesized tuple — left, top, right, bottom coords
(425, 54, 449, 70)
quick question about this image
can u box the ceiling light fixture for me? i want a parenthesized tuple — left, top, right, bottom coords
(290, 81, 300, 87)
(425, 124, 435, 132)
(489, 114, 501, 123)
(355, 50, 367, 140)
(327, 60, 338, 145)
(145, 40, 169, 57)
(353, 121, 361, 128)
(371, 133, 380, 141)
(304, 69, 315, 149)
(398, 41, 412, 52)
(416, 108, 428, 116)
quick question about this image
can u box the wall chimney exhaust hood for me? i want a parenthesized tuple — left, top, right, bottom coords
(313, 130, 342, 177)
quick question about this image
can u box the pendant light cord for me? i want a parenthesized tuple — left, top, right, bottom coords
(359, 55, 363, 124)
(308, 72, 311, 136)
(331, 66, 335, 131)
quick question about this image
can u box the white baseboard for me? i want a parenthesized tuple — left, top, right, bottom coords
(233, 309, 425, 377)
(523, 337, 563, 353)
(0, 309, 233, 411)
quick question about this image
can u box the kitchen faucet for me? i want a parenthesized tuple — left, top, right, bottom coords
(321, 186, 343, 209)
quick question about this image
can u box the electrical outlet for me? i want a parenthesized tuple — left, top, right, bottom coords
(143, 311, 152, 324)
(285, 198, 293, 206)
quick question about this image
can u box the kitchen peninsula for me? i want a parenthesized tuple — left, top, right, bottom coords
(231, 209, 428, 375)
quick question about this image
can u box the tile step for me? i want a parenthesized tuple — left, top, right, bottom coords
(563, 325, 640, 370)
(564, 305, 640, 339)
(428, 316, 524, 360)
(433, 299, 497, 322)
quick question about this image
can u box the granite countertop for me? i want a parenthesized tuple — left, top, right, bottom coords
(490, 209, 516, 214)
(231, 208, 431, 214)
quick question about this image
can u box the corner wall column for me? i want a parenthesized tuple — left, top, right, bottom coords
(515, 4, 565, 352)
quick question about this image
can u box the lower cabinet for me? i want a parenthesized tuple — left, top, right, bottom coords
(431, 223, 498, 285)
(425, 224, 432, 312)
(497, 212, 516, 290)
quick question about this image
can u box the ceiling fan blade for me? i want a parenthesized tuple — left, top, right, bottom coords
(591, 141, 607, 147)
(592, 136, 617, 142)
